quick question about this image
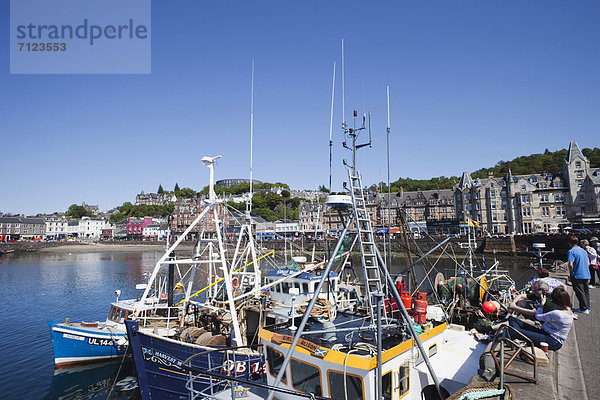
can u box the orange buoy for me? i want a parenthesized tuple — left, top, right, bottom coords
(231, 277, 240, 290)
(482, 301, 496, 313)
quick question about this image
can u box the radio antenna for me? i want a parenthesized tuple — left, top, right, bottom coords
(386, 85, 391, 270)
(341, 38, 345, 131)
(329, 61, 336, 192)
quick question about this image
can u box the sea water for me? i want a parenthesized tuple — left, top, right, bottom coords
(0, 250, 162, 400)
(0, 248, 540, 399)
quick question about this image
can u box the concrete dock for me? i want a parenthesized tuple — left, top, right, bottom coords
(465, 268, 597, 399)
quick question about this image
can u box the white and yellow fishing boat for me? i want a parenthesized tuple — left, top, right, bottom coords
(259, 318, 485, 399)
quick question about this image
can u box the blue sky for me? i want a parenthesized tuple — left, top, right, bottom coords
(2, 1, 599, 215)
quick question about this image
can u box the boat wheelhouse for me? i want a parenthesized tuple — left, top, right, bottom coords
(259, 316, 486, 400)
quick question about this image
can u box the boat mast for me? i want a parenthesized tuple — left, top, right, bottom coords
(204, 156, 244, 347)
(247, 59, 254, 218)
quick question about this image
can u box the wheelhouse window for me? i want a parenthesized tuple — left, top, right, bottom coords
(290, 358, 321, 395)
(328, 371, 363, 400)
(429, 344, 437, 357)
(383, 371, 392, 399)
(399, 361, 410, 396)
(266, 346, 287, 384)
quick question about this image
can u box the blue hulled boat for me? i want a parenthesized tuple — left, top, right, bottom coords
(48, 300, 132, 367)
(126, 320, 265, 399)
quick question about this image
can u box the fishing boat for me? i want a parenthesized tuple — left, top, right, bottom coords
(124, 152, 364, 399)
(48, 284, 183, 367)
(178, 103, 498, 400)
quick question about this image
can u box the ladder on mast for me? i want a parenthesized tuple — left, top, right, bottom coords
(348, 168, 386, 324)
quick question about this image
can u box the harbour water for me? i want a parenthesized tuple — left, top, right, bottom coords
(0, 248, 540, 399)
(0, 250, 163, 400)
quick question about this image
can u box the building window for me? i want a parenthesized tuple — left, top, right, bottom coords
(580, 194, 585, 201)
(522, 207, 531, 217)
(578, 181, 583, 188)
(556, 206, 565, 216)
(555, 194, 565, 202)
(541, 194, 549, 202)
(521, 194, 530, 203)
(500, 190, 506, 197)
(328, 371, 363, 400)
(492, 213, 498, 222)
(521, 185, 526, 191)
(576, 161, 582, 168)
(577, 171, 583, 178)
(490, 190, 496, 198)
(542, 207, 550, 217)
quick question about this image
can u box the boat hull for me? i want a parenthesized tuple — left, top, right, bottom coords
(126, 320, 266, 400)
(48, 319, 128, 367)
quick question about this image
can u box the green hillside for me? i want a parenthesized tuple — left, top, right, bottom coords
(371, 146, 600, 193)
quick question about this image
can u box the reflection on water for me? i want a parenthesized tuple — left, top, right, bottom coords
(0, 250, 162, 400)
(45, 360, 139, 400)
(0, 248, 545, 399)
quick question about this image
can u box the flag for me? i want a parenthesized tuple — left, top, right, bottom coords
(467, 218, 480, 228)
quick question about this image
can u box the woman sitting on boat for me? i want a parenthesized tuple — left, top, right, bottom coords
(530, 267, 567, 294)
(508, 280, 554, 320)
(494, 287, 574, 351)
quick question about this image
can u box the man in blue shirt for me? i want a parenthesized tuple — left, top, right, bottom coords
(568, 235, 591, 314)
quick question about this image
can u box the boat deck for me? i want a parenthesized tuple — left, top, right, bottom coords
(264, 310, 412, 352)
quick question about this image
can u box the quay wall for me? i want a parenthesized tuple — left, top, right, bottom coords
(0, 234, 577, 258)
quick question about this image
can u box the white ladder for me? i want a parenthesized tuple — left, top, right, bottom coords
(348, 169, 386, 324)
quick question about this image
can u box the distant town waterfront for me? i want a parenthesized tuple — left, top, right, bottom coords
(2, 141, 600, 248)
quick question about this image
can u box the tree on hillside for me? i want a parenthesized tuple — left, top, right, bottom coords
(109, 202, 175, 223)
(66, 204, 93, 219)
(177, 188, 196, 199)
(158, 184, 164, 194)
(174, 183, 180, 192)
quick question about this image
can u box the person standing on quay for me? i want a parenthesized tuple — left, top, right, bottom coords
(568, 235, 591, 314)
(582, 239, 599, 288)
(590, 237, 600, 286)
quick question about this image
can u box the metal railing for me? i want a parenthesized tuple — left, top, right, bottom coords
(182, 345, 330, 400)
(489, 324, 538, 385)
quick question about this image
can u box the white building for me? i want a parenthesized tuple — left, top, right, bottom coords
(79, 217, 110, 239)
(44, 216, 68, 239)
(275, 221, 299, 236)
(143, 222, 170, 241)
